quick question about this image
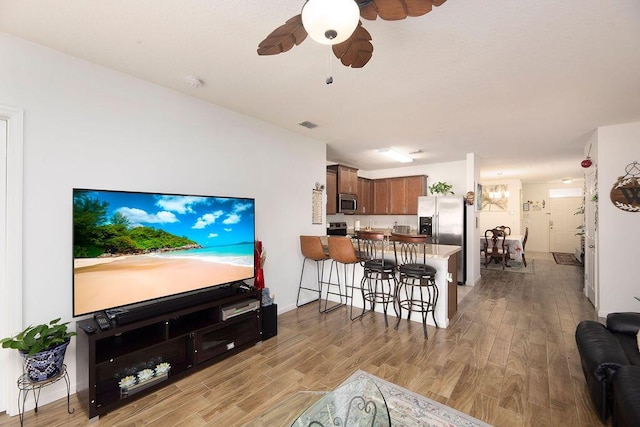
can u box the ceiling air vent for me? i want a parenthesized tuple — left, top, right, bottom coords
(298, 121, 318, 129)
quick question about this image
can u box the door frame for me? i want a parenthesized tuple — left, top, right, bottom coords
(584, 169, 597, 307)
(0, 105, 24, 416)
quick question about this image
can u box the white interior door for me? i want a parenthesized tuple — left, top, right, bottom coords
(549, 197, 583, 253)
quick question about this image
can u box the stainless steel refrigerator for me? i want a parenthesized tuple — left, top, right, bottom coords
(417, 196, 466, 285)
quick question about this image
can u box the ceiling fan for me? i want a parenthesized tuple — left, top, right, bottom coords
(257, 0, 447, 69)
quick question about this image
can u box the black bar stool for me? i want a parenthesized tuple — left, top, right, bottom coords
(355, 230, 397, 326)
(390, 234, 438, 338)
(297, 236, 330, 312)
(325, 236, 360, 314)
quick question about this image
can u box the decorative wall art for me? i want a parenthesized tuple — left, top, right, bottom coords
(481, 184, 509, 211)
(476, 183, 483, 212)
(610, 161, 640, 212)
(312, 182, 324, 224)
(526, 199, 545, 211)
(312, 189, 323, 224)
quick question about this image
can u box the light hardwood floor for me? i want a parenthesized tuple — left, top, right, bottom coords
(1, 253, 604, 426)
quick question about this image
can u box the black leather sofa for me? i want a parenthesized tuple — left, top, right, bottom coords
(575, 312, 640, 424)
(611, 365, 640, 426)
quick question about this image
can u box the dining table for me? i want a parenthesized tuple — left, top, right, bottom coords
(481, 233, 525, 263)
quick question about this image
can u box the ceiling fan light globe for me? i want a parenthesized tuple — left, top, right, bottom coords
(301, 0, 360, 45)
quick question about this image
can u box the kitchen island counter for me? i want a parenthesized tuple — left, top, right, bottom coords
(313, 236, 461, 329)
(319, 235, 460, 259)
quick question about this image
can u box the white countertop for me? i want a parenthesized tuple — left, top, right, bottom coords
(321, 236, 461, 260)
(419, 244, 462, 259)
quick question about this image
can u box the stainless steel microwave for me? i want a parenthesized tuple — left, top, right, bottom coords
(338, 194, 357, 214)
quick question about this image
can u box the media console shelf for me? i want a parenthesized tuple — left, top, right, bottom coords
(76, 285, 261, 419)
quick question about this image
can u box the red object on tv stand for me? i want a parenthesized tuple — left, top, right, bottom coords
(254, 241, 264, 289)
(254, 268, 265, 290)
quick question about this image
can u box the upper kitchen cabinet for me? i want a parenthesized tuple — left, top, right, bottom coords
(356, 177, 372, 214)
(404, 175, 427, 213)
(326, 168, 337, 215)
(386, 175, 428, 215)
(327, 164, 358, 194)
(373, 179, 390, 214)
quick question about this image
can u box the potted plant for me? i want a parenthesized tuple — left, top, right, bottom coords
(428, 181, 454, 195)
(1, 318, 77, 382)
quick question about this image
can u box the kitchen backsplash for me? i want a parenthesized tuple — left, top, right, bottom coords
(327, 214, 418, 232)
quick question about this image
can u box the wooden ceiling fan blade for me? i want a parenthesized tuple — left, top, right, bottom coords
(359, 2, 379, 20)
(257, 14, 308, 56)
(361, 0, 446, 21)
(333, 23, 374, 68)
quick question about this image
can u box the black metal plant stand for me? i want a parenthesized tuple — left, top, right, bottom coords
(17, 364, 73, 426)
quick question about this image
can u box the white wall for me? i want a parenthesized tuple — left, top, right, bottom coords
(0, 33, 327, 412)
(595, 121, 640, 316)
(466, 153, 481, 285)
(521, 183, 551, 252)
(522, 182, 584, 252)
(0, 118, 7, 414)
(478, 179, 522, 234)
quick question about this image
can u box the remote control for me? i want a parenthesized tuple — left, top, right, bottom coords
(94, 311, 112, 330)
(79, 324, 96, 334)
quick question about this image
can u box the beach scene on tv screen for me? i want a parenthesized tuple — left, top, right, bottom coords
(73, 189, 255, 316)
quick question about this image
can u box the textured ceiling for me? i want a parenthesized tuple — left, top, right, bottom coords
(2, 0, 639, 182)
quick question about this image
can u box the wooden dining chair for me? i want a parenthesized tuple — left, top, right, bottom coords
(484, 228, 509, 269)
(495, 225, 511, 236)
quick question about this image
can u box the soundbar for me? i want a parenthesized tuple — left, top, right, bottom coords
(111, 282, 243, 325)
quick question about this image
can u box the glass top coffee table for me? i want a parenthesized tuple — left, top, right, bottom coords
(291, 377, 390, 427)
(247, 378, 390, 427)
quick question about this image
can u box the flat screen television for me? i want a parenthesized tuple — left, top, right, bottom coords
(73, 188, 255, 317)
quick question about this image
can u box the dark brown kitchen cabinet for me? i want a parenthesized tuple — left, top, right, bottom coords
(373, 179, 389, 214)
(373, 175, 427, 215)
(356, 177, 372, 214)
(388, 175, 427, 214)
(405, 175, 427, 214)
(326, 169, 337, 215)
(328, 165, 358, 194)
(388, 178, 407, 214)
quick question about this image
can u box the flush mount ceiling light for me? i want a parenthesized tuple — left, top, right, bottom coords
(562, 179, 573, 184)
(378, 148, 413, 163)
(301, 0, 360, 45)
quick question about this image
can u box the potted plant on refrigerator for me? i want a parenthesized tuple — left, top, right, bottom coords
(1, 318, 77, 382)
(428, 181, 455, 195)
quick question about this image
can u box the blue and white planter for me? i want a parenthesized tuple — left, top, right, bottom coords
(21, 339, 70, 382)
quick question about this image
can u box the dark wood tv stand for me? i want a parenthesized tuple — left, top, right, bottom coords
(75, 286, 261, 419)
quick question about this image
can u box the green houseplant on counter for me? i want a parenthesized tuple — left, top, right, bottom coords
(428, 181, 454, 195)
(1, 318, 77, 382)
